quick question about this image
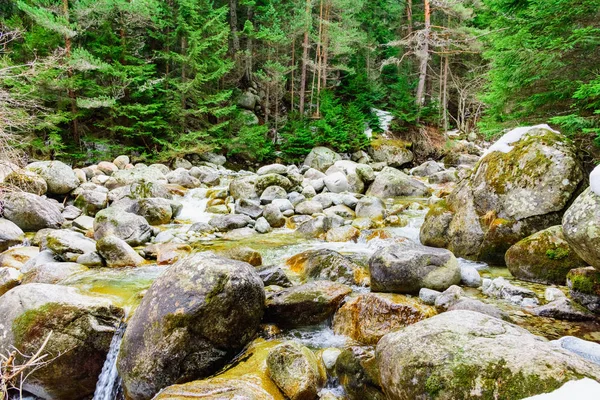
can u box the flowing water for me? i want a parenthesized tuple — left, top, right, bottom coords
(92, 321, 127, 400)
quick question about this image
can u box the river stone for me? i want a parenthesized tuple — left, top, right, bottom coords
(26, 160, 79, 194)
(260, 185, 288, 204)
(189, 165, 220, 186)
(531, 297, 594, 321)
(460, 264, 482, 288)
(295, 200, 324, 215)
(333, 293, 436, 345)
(368, 139, 414, 167)
(0, 267, 22, 296)
(326, 225, 360, 243)
(447, 297, 505, 319)
(113, 155, 130, 169)
(303, 147, 342, 172)
(0, 218, 25, 252)
(410, 161, 444, 177)
(0, 283, 123, 400)
(356, 164, 375, 183)
(236, 199, 263, 219)
(105, 166, 166, 189)
(0, 246, 39, 270)
(0, 160, 19, 182)
(219, 246, 262, 266)
(256, 174, 293, 193)
(429, 170, 459, 184)
(166, 168, 201, 188)
(264, 281, 352, 327)
(3, 169, 48, 195)
(324, 172, 350, 193)
(366, 167, 430, 198)
(335, 346, 384, 400)
(552, 336, 600, 366)
(421, 127, 584, 264)
(118, 253, 265, 400)
(482, 277, 536, 303)
(133, 198, 174, 225)
(286, 249, 364, 285)
(208, 214, 252, 233)
(255, 217, 272, 233)
(296, 216, 327, 238)
(40, 229, 97, 262)
(21, 261, 88, 284)
(566, 267, 600, 314)
(96, 235, 145, 268)
(267, 341, 325, 400)
(376, 310, 600, 400)
(229, 175, 258, 200)
(355, 197, 385, 221)
(369, 240, 461, 294)
(263, 204, 286, 228)
(94, 207, 153, 246)
(562, 187, 600, 270)
(3, 192, 65, 231)
(154, 377, 274, 400)
(257, 266, 292, 287)
(258, 163, 288, 175)
(506, 225, 586, 285)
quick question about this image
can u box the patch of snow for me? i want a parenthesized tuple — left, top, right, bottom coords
(483, 124, 559, 156)
(522, 378, 600, 399)
(590, 165, 600, 197)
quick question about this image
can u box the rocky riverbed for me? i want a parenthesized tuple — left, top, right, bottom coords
(2, 125, 600, 399)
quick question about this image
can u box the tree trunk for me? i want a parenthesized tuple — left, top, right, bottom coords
(229, 0, 239, 54)
(290, 38, 295, 112)
(314, 0, 324, 117)
(415, 0, 430, 107)
(406, 0, 413, 35)
(244, 6, 254, 84)
(63, 0, 79, 145)
(442, 55, 449, 130)
(298, 0, 311, 116)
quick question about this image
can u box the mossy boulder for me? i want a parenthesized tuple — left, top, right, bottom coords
(219, 246, 263, 266)
(266, 341, 325, 400)
(0, 218, 25, 252)
(3, 169, 48, 195)
(96, 235, 145, 268)
(40, 229, 97, 262)
(21, 262, 88, 284)
(335, 346, 384, 400)
(94, 207, 152, 246)
(0, 283, 123, 400)
(369, 239, 461, 294)
(376, 310, 600, 400)
(26, 160, 80, 194)
(264, 281, 352, 327)
(3, 192, 65, 231)
(562, 187, 600, 270)
(567, 267, 600, 314)
(286, 249, 365, 285)
(229, 175, 259, 200)
(332, 293, 436, 345)
(255, 174, 293, 194)
(506, 225, 586, 285)
(154, 377, 275, 400)
(420, 127, 583, 264)
(73, 188, 109, 216)
(366, 167, 430, 198)
(303, 147, 342, 172)
(117, 253, 265, 400)
(104, 166, 167, 190)
(368, 139, 414, 168)
(132, 197, 176, 225)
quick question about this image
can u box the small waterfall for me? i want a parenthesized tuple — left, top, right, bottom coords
(92, 322, 126, 400)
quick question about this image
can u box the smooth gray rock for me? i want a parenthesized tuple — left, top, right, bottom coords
(3, 192, 65, 231)
(96, 235, 145, 268)
(26, 160, 79, 194)
(94, 207, 153, 246)
(366, 167, 430, 198)
(0, 218, 24, 252)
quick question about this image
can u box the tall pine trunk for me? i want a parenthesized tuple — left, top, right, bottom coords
(229, 0, 239, 54)
(415, 0, 430, 107)
(298, 0, 311, 116)
(63, 0, 79, 145)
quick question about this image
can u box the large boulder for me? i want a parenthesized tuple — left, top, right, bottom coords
(335, 346, 384, 400)
(366, 167, 429, 198)
(0, 218, 25, 252)
(255, 174, 293, 193)
(332, 293, 435, 345)
(369, 240, 461, 294)
(96, 235, 145, 268)
(303, 147, 342, 172)
(229, 175, 259, 200)
(3, 169, 48, 195)
(567, 267, 600, 314)
(3, 192, 65, 231)
(0, 283, 123, 400)
(40, 229, 97, 262)
(506, 225, 586, 284)
(264, 281, 352, 327)
(286, 249, 364, 285)
(421, 126, 584, 264)
(94, 207, 152, 246)
(154, 378, 274, 399)
(21, 261, 88, 284)
(266, 341, 325, 400)
(118, 253, 265, 400)
(376, 310, 600, 400)
(368, 139, 414, 168)
(208, 214, 252, 232)
(26, 160, 79, 194)
(105, 166, 167, 189)
(562, 185, 600, 270)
